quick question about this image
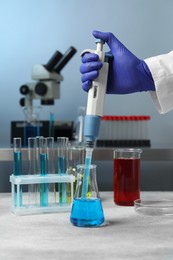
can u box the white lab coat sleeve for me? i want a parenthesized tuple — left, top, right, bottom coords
(145, 51, 173, 114)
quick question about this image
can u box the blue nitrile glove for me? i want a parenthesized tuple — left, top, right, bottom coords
(80, 30, 155, 94)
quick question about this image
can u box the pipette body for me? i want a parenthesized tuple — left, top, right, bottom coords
(82, 39, 109, 148)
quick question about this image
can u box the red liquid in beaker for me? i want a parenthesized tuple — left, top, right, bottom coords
(114, 158, 140, 206)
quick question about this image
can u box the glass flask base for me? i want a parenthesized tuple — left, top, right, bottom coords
(70, 198, 105, 227)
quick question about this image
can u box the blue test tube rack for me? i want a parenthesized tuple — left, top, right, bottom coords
(10, 174, 75, 215)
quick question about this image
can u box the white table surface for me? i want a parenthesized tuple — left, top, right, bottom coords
(0, 192, 173, 260)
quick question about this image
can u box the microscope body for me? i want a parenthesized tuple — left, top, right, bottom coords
(16, 47, 76, 146)
(20, 46, 76, 107)
(20, 64, 63, 106)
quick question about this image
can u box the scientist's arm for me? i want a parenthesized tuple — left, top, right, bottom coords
(145, 52, 173, 113)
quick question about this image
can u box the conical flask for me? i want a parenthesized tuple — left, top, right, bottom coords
(70, 164, 105, 227)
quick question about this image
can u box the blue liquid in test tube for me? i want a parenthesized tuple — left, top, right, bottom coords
(40, 153, 48, 207)
(57, 137, 69, 204)
(58, 156, 67, 174)
(14, 151, 22, 176)
(24, 124, 40, 147)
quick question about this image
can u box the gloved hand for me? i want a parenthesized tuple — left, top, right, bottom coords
(80, 30, 155, 94)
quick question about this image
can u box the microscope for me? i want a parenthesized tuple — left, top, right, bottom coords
(11, 47, 77, 145)
(20, 46, 77, 107)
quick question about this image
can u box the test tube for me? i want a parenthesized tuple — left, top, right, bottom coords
(47, 137, 56, 203)
(28, 137, 38, 205)
(13, 137, 22, 207)
(39, 137, 48, 206)
(35, 136, 43, 174)
(57, 137, 69, 204)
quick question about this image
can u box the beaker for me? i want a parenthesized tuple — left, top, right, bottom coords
(70, 164, 105, 227)
(114, 148, 142, 206)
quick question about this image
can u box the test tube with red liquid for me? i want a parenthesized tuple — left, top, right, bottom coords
(114, 148, 142, 206)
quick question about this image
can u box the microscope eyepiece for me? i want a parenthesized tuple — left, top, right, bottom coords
(54, 46, 77, 73)
(44, 51, 63, 72)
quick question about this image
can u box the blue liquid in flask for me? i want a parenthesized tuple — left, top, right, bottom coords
(70, 198, 105, 227)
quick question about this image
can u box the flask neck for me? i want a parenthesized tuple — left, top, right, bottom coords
(74, 164, 100, 199)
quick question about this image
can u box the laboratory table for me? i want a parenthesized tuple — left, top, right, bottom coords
(0, 192, 173, 260)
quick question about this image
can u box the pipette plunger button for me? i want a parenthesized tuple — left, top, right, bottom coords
(95, 38, 105, 44)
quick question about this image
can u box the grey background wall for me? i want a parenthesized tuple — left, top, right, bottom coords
(1, 0, 173, 191)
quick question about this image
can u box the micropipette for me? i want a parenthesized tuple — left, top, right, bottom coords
(81, 39, 110, 198)
(82, 39, 109, 148)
